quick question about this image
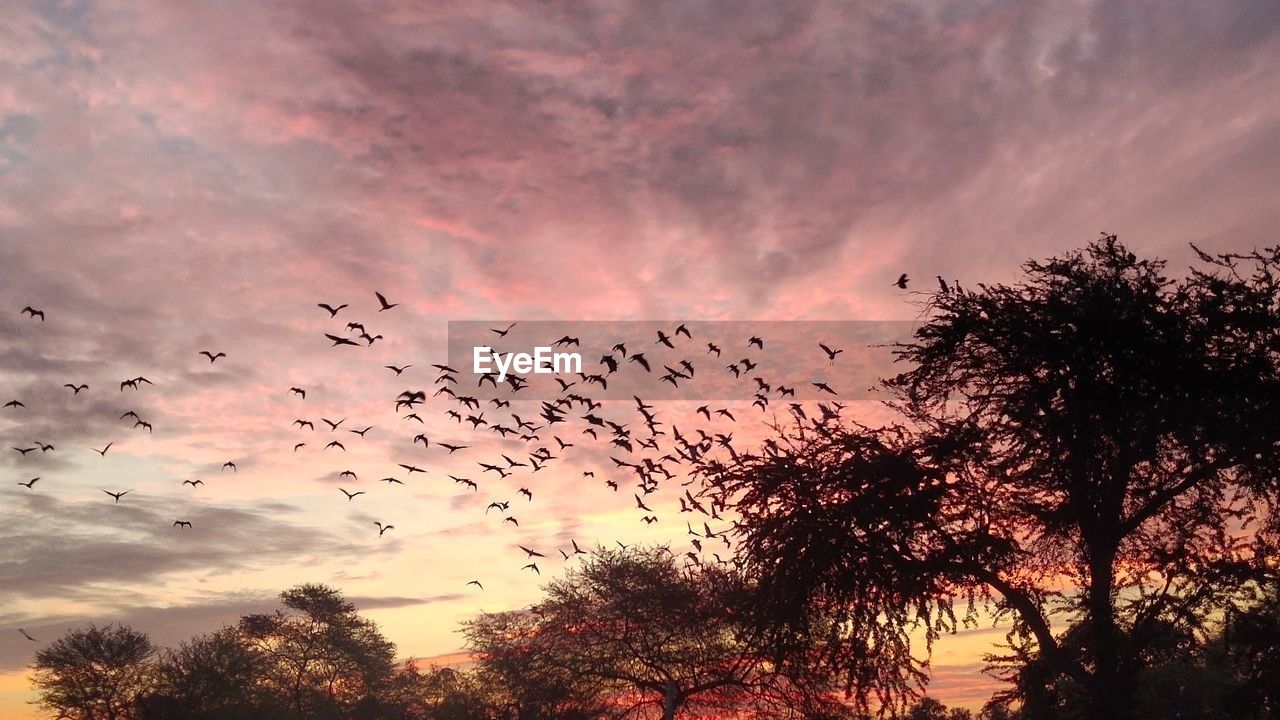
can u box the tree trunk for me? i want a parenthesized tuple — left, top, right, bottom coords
(1085, 546, 1129, 720)
(662, 679, 679, 720)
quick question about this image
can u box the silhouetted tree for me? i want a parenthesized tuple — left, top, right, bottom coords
(32, 623, 156, 720)
(464, 546, 850, 720)
(236, 583, 397, 719)
(137, 627, 273, 719)
(700, 237, 1280, 720)
(903, 697, 973, 720)
(1221, 580, 1280, 719)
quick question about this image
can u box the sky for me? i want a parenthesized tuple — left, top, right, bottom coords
(3, 0, 1280, 717)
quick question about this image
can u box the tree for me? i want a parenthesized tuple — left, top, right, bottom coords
(903, 697, 973, 720)
(1221, 580, 1280, 719)
(32, 623, 156, 720)
(236, 584, 397, 719)
(699, 237, 1280, 720)
(463, 608, 606, 720)
(137, 627, 273, 719)
(463, 546, 849, 720)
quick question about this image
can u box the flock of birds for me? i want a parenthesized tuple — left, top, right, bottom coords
(7, 272, 941, 643)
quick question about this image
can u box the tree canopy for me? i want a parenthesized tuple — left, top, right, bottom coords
(699, 236, 1280, 719)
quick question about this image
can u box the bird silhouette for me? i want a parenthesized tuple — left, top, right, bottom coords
(894, 273, 909, 289)
(375, 291, 398, 311)
(93, 443, 113, 456)
(21, 306, 46, 321)
(340, 488, 365, 501)
(491, 322, 516, 338)
(198, 350, 226, 363)
(64, 383, 89, 394)
(375, 521, 394, 536)
(222, 461, 237, 472)
(289, 387, 306, 399)
(385, 365, 411, 375)
(173, 520, 192, 529)
(17, 477, 39, 489)
(103, 489, 132, 503)
(467, 580, 484, 590)
(819, 343, 843, 362)
(317, 303, 348, 317)
(4, 400, 25, 409)
(183, 479, 204, 487)
(18, 628, 36, 642)
(325, 333, 359, 347)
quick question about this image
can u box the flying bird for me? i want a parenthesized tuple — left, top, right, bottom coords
(467, 580, 484, 590)
(375, 521, 394, 536)
(103, 489, 132, 503)
(385, 365, 412, 375)
(173, 520, 192, 529)
(222, 461, 237, 472)
(819, 343, 843, 362)
(64, 383, 89, 394)
(318, 303, 348, 317)
(4, 400, 24, 409)
(183, 479, 204, 487)
(198, 350, 226, 363)
(21, 306, 45, 321)
(325, 333, 360, 347)
(375, 291, 398, 311)
(491, 322, 516, 338)
(17, 477, 39, 489)
(18, 629, 36, 642)
(289, 387, 306, 399)
(93, 443, 113, 456)
(340, 488, 365, 501)
(748, 336, 764, 350)
(894, 273, 909, 289)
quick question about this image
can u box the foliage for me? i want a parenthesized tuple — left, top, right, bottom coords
(699, 236, 1280, 719)
(32, 623, 156, 720)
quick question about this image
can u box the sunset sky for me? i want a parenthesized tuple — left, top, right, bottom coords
(4, 1, 1280, 717)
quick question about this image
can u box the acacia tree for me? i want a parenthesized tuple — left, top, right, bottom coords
(236, 584, 397, 719)
(136, 627, 273, 719)
(463, 546, 849, 720)
(32, 623, 156, 720)
(699, 237, 1280, 720)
